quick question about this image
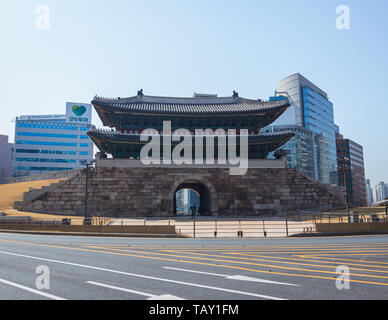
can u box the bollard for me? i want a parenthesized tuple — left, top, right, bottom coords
(285, 215, 289, 237)
(262, 220, 266, 237)
(193, 220, 196, 238)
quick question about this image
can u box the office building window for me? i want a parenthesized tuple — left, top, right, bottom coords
(17, 131, 78, 139)
(15, 149, 77, 155)
(15, 158, 77, 164)
(16, 140, 78, 147)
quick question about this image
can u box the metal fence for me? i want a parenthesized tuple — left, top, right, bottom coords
(0, 216, 110, 226)
(111, 213, 388, 238)
(174, 219, 316, 238)
(1, 213, 387, 238)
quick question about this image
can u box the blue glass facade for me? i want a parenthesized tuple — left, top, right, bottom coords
(263, 125, 316, 180)
(175, 189, 201, 215)
(13, 114, 95, 177)
(15, 149, 78, 155)
(302, 87, 337, 184)
(14, 166, 74, 172)
(273, 74, 338, 185)
(16, 140, 78, 147)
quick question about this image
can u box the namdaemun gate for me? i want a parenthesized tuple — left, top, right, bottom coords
(88, 90, 294, 161)
(16, 91, 344, 217)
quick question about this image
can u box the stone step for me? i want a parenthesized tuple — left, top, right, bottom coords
(13, 201, 24, 210)
(18, 180, 70, 206)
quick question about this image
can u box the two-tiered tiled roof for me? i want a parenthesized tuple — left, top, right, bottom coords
(89, 91, 294, 159)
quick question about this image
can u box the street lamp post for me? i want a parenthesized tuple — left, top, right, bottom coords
(81, 160, 95, 220)
(340, 156, 351, 222)
(384, 202, 388, 220)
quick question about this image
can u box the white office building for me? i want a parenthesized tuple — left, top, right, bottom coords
(375, 182, 388, 203)
(366, 179, 374, 205)
(13, 102, 95, 177)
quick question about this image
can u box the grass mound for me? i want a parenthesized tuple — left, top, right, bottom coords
(0, 179, 64, 210)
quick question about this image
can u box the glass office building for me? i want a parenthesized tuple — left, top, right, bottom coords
(262, 125, 317, 180)
(336, 131, 367, 207)
(175, 189, 201, 216)
(13, 113, 95, 177)
(273, 73, 338, 184)
(302, 86, 337, 184)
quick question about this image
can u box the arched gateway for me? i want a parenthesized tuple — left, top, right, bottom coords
(168, 176, 219, 216)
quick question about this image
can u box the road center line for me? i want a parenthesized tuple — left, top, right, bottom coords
(0, 278, 66, 300)
(0, 250, 285, 300)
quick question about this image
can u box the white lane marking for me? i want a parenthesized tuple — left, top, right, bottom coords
(0, 250, 285, 300)
(163, 267, 300, 286)
(86, 281, 185, 300)
(0, 278, 66, 300)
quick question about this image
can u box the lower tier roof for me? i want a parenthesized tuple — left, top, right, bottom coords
(88, 129, 294, 160)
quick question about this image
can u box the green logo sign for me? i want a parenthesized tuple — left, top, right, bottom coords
(72, 105, 87, 117)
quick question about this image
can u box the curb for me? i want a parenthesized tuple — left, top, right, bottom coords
(0, 229, 187, 238)
(291, 231, 388, 237)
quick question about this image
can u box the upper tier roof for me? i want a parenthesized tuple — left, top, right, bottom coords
(91, 93, 290, 116)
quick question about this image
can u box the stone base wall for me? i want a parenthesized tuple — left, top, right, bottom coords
(316, 222, 388, 234)
(16, 163, 344, 217)
(0, 224, 176, 234)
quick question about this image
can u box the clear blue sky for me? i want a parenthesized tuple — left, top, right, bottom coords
(0, 0, 387, 187)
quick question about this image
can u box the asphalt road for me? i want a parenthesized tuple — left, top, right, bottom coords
(0, 232, 387, 300)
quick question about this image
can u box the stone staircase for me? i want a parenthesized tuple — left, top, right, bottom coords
(14, 170, 84, 213)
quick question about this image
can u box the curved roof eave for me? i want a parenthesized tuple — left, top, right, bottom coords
(91, 101, 290, 117)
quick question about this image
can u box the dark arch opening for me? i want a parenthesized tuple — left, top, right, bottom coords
(173, 181, 211, 216)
